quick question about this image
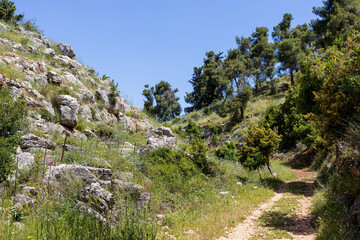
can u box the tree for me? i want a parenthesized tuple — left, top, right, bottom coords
(250, 27, 276, 92)
(0, 0, 23, 23)
(185, 67, 205, 113)
(221, 84, 252, 123)
(273, 14, 313, 86)
(239, 125, 281, 175)
(0, 88, 26, 182)
(311, 0, 360, 47)
(143, 81, 181, 122)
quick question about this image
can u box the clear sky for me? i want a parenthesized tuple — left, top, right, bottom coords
(14, 0, 323, 110)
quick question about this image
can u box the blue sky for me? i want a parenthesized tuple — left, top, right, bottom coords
(15, 0, 323, 110)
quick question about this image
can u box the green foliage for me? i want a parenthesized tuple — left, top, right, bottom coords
(0, 88, 26, 182)
(0, 0, 23, 24)
(221, 84, 252, 123)
(185, 121, 203, 143)
(189, 140, 219, 176)
(22, 19, 41, 33)
(238, 125, 281, 174)
(144, 147, 203, 193)
(39, 107, 53, 122)
(312, 0, 360, 47)
(216, 142, 238, 161)
(95, 123, 114, 139)
(143, 81, 181, 122)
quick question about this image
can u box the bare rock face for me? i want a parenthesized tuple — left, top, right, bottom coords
(57, 42, 75, 58)
(56, 95, 79, 128)
(20, 134, 56, 150)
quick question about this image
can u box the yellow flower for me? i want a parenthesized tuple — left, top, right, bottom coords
(27, 237, 32, 239)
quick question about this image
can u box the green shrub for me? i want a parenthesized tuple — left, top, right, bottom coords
(144, 147, 203, 193)
(190, 140, 219, 176)
(95, 123, 114, 139)
(185, 121, 203, 143)
(239, 125, 281, 175)
(39, 107, 53, 122)
(216, 142, 237, 161)
(0, 88, 26, 182)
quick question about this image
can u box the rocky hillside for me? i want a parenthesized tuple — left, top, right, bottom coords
(0, 20, 179, 229)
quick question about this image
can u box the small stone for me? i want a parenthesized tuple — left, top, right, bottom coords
(236, 182, 243, 186)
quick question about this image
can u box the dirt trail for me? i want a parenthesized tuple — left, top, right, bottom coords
(218, 169, 316, 240)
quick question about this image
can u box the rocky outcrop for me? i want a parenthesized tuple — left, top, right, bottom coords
(56, 95, 80, 128)
(138, 127, 176, 153)
(45, 164, 112, 184)
(20, 134, 56, 150)
(57, 42, 75, 58)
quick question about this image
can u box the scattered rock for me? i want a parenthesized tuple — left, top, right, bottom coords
(57, 42, 75, 58)
(81, 182, 114, 213)
(20, 134, 56, 150)
(47, 71, 62, 85)
(16, 152, 35, 171)
(22, 186, 38, 197)
(43, 48, 55, 57)
(236, 182, 243, 186)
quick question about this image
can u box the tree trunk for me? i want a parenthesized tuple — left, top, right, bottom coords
(290, 67, 294, 86)
(267, 162, 273, 175)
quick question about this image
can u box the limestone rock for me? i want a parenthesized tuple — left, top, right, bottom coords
(45, 164, 112, 184)
(43, 48, 55, 57)
(20, 134, 56, 150)
(146, 136, 175, 151)
(150, 127, 174, 138)
(81, 182, 114, 213)
(47, 71, 62, 85)
(95, 88, 110, 108)
(57, 42, 75, 58)
(80, 105, 93, 121)
(16, 152, 35, 171)
(118, 114, 136, 132)
(56, 95, 79, 128)
(34, 75, 48, 86)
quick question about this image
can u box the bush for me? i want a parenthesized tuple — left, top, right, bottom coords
(39, 107, 53, 122)
(185, 121, 203, 143)
(216, 142, 238, 161)
(144, 148, 203, 193)
(239, 125, 281, 175)
(95, 124, 114, 139)
(190, 140, 219, 176)
(0, 88, 26, 181)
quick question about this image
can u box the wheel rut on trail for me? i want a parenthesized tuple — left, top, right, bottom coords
(218, 169, 316, 240)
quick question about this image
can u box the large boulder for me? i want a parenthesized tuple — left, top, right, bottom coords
(20, 134, 56, 150)
(57, 42, 75, 58)
(56, 95, 79, 128)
